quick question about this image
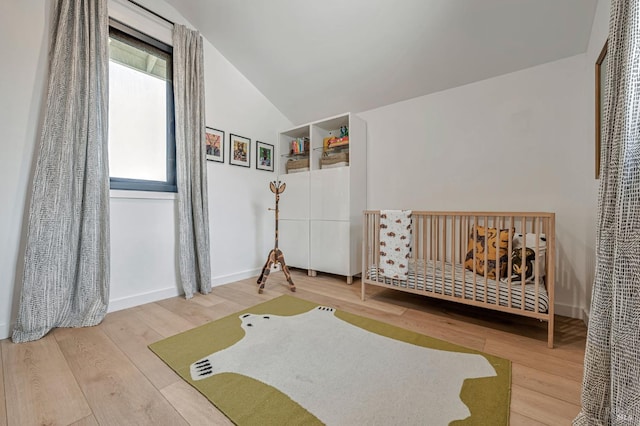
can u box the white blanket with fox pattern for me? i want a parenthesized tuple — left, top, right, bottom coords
(379, 210, 412, 280)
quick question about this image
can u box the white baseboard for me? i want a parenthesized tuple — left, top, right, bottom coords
(555, 302, 589, 323)
(212, 268, 261, 287)
(0, 290, 184, 339)
(582, 308, 590, 326)
(0, 322, 10, 341)
(108, 269, 260, 313)
(108, 287, 182, 313)
(0, 270, 263, 339)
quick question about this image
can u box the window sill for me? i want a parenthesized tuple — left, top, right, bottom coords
(110, 189, 177, 200)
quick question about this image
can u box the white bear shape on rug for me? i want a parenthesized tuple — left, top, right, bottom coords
(190, 306, 497, 425)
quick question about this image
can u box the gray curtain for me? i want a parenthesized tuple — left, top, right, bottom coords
(173, 24, 212, 299)
(575, 0, 640, 424)
(12, 0, 110, 343)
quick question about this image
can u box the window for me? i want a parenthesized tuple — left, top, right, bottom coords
(108, 19, 176, 192)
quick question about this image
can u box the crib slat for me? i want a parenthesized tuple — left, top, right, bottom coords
(494, 215, 500, 306)
(434, 215, 438, 295)
(533, 218, 540, 313)
(375, 213, 380, 285)
(463, 216, 468, 300)
(483, 215, 488, 304)
(451, 216, 455, 297)
(547, 214, 556, 348)
(422, 214, 427, 294)
(441, 215, 446, 296)
(458, 215, 463, 263)
(520, 216, 526, 311)
(362, 213, 368, 301)
(432, 215, 437, 295)
(508, 216, 514, 309)
(436, 215, 441, 295)
(416, 213, 424, 288)
(472, 216, 477, 302)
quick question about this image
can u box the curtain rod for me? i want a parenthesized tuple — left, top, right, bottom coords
(126, 0, 175, 26)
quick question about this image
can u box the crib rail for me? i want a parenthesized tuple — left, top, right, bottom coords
(362, 210, 556, 348)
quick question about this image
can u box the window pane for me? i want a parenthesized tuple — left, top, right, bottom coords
(108, 32, 172, 183)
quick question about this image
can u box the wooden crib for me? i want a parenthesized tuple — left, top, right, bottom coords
(362, 211, 556, 348)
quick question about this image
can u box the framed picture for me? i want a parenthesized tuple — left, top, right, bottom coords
(229, 133, 251, 167)
(595, 40, 608, 179)
(205, 127, 224, 163)
(256, 141, 274, 172)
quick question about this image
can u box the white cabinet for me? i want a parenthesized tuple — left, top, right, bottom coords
(277, 113, 366, 282)
(310, 221, 351, 276)
(309, 168, 350, 221)
(278, 220, 309, 269)
(279, 172, 309, 220)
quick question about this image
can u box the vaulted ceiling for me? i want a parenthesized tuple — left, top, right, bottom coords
(165, 0, 598, 124)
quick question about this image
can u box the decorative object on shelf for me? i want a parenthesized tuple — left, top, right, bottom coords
(205, 127, 224, 163)
(323, 135, 349, 151)
(229, 133, 251, 167)
(290, 137, 309, 155)
(595, 39, 608, 179)
(339, 125, 349, 138)
(257, 180, 296, 294)
(256, 141, 274, 172)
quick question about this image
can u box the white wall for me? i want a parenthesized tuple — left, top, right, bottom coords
(0, 0, 291, 339)
(582, 0, 611, 316)
(0, 0, 51, 340)
(360, 54, 594, 319)
(203, 37, 293, 285)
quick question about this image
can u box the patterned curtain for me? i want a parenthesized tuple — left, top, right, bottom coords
(173, 25, 212, 299)
(575, 0, 640, 424)
(12, 0, 110, 343)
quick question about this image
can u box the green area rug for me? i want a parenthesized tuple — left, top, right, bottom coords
(149, 295, 510, 425)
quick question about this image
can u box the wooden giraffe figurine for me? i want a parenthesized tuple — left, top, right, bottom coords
(257, 180, 296, 293)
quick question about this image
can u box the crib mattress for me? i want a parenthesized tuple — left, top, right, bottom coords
(367, 259, 549, 313)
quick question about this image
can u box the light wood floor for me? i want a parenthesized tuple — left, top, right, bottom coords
(0, 269, 586, 425)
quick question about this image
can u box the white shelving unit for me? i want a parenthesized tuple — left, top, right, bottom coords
(277, 113, 366, 283)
